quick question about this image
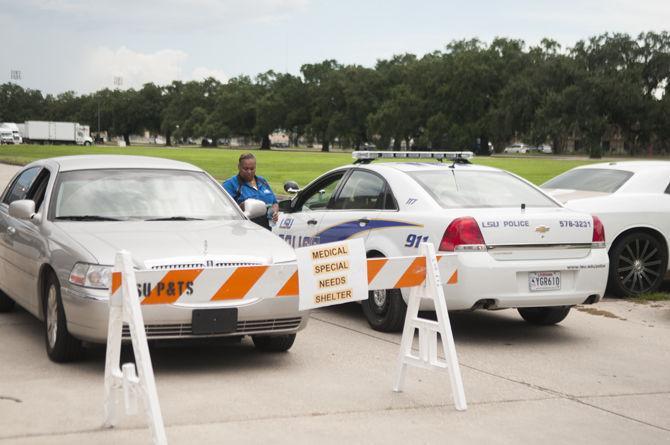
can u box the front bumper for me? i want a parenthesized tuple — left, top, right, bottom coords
(411, 249, 609, 311)
(61, 285, 308, 343)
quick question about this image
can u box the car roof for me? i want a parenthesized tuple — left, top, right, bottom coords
(27, 155, 202, 172)
(573, 160, 670, 173)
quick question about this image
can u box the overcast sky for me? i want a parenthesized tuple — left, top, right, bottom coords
(1, 0, 669, 95)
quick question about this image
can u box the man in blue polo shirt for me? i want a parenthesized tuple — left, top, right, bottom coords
(223, 152, 278, 230)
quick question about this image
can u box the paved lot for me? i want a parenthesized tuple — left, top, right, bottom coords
(0, 163, 669, 444)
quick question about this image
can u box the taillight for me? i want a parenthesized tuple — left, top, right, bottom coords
(592, 215, 606, 248)
(439, 217, 486, 252)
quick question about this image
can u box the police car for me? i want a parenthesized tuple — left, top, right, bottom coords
(274, 151, 609, 332)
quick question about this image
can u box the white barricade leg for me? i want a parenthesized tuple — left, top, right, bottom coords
(103, 251, 168, 445)
(393, 243, 467, 411)
(103, 262, 124, 427)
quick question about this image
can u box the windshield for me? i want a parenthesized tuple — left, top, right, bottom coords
(541, 168, 633, 193)
(51, 169, 241, 221)
(408, 169, 558, 208)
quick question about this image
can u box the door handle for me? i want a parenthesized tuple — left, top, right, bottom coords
(357, 218, 370, 227)
(7, 226, 16, 235)
(307, 219, 318, 226)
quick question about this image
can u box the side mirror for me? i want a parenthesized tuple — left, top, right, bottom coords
(284, 180, 300, 194)
(9, 199, 37, 221)
(243, 198, 267, 220)
(278, 199, 292, 212)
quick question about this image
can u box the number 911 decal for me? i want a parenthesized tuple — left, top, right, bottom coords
(405, 234, 429, 248)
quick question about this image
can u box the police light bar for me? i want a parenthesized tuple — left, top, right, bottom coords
(352, 151, 474, 163)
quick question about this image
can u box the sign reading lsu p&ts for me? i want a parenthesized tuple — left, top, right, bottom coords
(295, 239, 367, 311)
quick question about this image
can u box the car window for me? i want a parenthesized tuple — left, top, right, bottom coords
(2, 167, 41, 205)
(542, 168, 633, 193)
(50, 169, 241, 221)
(26, 169, 51, 211)
(299, 173, 345, 211)
(409, 169, 558, 208)
(332, 170, 390, 210)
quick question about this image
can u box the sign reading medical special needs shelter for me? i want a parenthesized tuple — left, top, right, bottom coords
(295, 239, 367, 311)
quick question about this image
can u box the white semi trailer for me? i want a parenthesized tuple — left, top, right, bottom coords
(23, 121, 93, 145)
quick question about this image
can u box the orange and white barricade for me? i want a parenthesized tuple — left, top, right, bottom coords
(103, 242, 466, 443)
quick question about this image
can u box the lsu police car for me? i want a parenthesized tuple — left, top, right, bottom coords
(274, 151, 609, 332)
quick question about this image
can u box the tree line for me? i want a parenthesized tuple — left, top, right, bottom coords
(1, 31, 669, 156)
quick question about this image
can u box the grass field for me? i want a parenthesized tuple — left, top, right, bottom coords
(0, 144, 600, 190)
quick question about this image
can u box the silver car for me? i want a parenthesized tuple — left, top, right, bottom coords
(0, 155, 306, 362)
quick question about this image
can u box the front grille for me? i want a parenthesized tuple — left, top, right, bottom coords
(121, 317, 302, 339)
(150, 261, 260, 270)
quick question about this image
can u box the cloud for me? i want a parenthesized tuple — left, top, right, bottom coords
(78, 46, 228, 92)
(80, 47, 187, 91)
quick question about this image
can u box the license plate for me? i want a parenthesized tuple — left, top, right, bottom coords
(528, 272, 561, 292)
(192, 308, 238, 335)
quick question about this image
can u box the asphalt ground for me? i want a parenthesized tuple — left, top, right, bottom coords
(0, 163, 669, 444)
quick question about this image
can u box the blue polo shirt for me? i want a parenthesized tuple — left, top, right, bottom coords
(222, 175, 277, 206)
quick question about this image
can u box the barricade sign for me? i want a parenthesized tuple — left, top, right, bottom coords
(103, 242, 466, 443)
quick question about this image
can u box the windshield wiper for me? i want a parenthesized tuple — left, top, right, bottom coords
(55, 215, 121, 221)
(144, 216, 204, 221)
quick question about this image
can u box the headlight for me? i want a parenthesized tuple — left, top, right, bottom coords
(69, 263, 112, 289)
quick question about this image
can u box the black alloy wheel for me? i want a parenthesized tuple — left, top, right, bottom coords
(608, 232, 668, 297)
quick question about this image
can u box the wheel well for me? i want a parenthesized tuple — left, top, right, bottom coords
(366, 249, 385, 258)
(610, 227, 668, 259)
(37, 264, 56, 320)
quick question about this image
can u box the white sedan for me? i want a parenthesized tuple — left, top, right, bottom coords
(0, 155, 305, 362)
(543, 161, 670, 297)
(274, 152, 609, 332)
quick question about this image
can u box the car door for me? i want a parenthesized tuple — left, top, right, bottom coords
(0, 166, 45, 308)
(315, 169, 395, 245)
(275, 171, 347, 248)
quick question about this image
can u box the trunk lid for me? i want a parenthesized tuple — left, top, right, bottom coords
(467, 207, 595, 260)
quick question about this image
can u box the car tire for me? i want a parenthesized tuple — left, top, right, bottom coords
(0, 289, 15, 312)
(43, 272, 83, 362)
(362, 287, 407, 332)
(518, 306, 571, 325)
(608, 232, 668, 297)
(252, 334, 296, 352)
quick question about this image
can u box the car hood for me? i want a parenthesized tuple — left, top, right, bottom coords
(57, 220, 296, 267)
(543, 188, 611, 203)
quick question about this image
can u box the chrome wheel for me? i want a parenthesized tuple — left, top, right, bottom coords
(371, 289, 389, 315)
(46, 284, 59, 349)
(616, 236, 664, 294)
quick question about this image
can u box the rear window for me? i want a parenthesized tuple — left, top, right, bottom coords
(408, 170, 558, 209)
(542, 168, 633, 193)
